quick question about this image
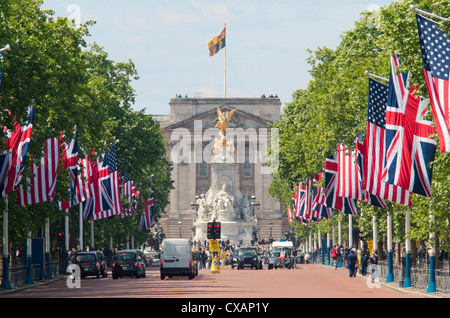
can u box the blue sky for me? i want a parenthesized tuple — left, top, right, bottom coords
(42, 0, 395, 115)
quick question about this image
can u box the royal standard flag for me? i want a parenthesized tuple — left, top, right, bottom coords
(208, 26, 226, 56)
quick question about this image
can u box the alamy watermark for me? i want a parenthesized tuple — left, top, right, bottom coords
(170, 120, 279, 175)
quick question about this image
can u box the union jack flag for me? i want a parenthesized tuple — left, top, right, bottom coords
(17, 137, 59, 206)
(82, 151, 116, 220)
(416, 14, 450, 153)
(311, 182, 332, 220)
(362, 78, 411, 206)
(324, 154, 357, 215)
(57, 132, 79, 210)
(139, 191, 155, 231)
(74, 156, 91, 207)
(381, 54, 436, 197)
(295, 179, 311, 223)
(0, 106, 34, 198)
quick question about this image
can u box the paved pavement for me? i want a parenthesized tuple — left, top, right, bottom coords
(0, 264, 447, 298)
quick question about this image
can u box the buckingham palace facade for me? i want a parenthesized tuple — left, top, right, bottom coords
(155, 96, 289, 242)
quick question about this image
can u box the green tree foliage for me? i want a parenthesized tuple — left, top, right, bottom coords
(0, 0, 173, 251)
(270, 0, 450, 249)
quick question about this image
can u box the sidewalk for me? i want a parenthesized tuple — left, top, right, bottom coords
(321, 264, 448, 298)
(0, 276, 64, 296)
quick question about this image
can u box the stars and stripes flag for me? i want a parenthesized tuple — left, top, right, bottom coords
(0, 106, 34, 198)
(324, 154, 357, 215)
(139, 191, 155, 231)
(17, 137, 59, 206)
(121, 176, 136, 217)
(362, 78, 411, 206)
(416, 14, 450, 153)
(74, 156, 91, 208)
(57, 132, 79, 210)
(381, 54, 436, 197)
(336, 144, 363, 201)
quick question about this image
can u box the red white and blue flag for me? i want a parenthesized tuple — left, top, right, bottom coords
(139, 191, 155, 231)
(362, 78, 411, 206)
(17, 137, 59, 206)
(324, 154, 357, 215)
(381, 54, 436, 197)
(0, 106, 34, 198)
(121, 176, 136, 217)
(416, 14, 450, 153)
(57, 132, 79, 210)
(96, 144, 122, 219)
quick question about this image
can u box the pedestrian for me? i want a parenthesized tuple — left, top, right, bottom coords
(347, 249, 358, 277)
(290, 248, 298, 269)
(330, 245, 338, 269)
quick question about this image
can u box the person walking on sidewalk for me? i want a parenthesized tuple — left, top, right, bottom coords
(347, 249, 358, 277)
(330, 245, 338, 269)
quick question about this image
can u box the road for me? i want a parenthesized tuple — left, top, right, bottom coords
(0, 264, 421, 299)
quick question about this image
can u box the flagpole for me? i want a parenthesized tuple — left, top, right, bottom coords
(408, 5, 449, 22)
(364, 70, 388, 83)
(224, 22, 227, 98)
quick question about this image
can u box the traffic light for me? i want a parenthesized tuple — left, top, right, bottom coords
(207, 221, 221, 240)
(57, 229, 64, 248)
(207, 222, 214, 239)
(214, 222, 221, 240)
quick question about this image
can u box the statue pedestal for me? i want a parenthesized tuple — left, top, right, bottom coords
(193, 220, 254, 244)
(192, 147, 256, 244)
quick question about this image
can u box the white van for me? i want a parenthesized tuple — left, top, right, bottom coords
(160, 238, 198, 280)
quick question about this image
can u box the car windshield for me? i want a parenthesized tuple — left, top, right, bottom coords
(116, 252, 136, 261)
(238, 249, 256, 257)
(76, 254, 96, 262)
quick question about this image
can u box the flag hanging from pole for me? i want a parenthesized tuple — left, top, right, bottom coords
(16, 137, 59, 206)
(381, 54, 436, 197)
(416, 14, 450, 153)
(207, 26, 226, 56)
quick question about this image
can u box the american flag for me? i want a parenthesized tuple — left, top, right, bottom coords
(0, 106, 34, 198)
(362, 78, 411, 206)
(74, 156, 91, 207)
(121, 176, 136, 217)
(416, 14, 450, 153)
(57, 132, 79, 210)
(139, 191, 155, 231)
(17, 137, 59, 206)
(324, 154, 357, 215)
(381, 54, 436, 197)
(336, 144, 363, 201)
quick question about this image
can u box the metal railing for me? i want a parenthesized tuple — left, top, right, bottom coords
(2, 261, 60, 288)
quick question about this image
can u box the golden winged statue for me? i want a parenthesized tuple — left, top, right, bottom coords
(215, 106, 237, 137)
(213, 106, 237, 155)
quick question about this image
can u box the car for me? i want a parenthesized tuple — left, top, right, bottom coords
(74, 251, 101, 278)
(237, 247, 262, 270)
(112, 250, 146, 279)
(95, 250, 108, 277)
(230, 247, 240, 269)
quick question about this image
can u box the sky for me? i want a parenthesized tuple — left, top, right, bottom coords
(41, 0, 395, 116)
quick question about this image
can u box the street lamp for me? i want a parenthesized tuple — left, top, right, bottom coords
(269, 221, 273, 243)
(250, 195, 260, 217)
(190, 196, 200, 212)
(178, 221, 182, 238)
